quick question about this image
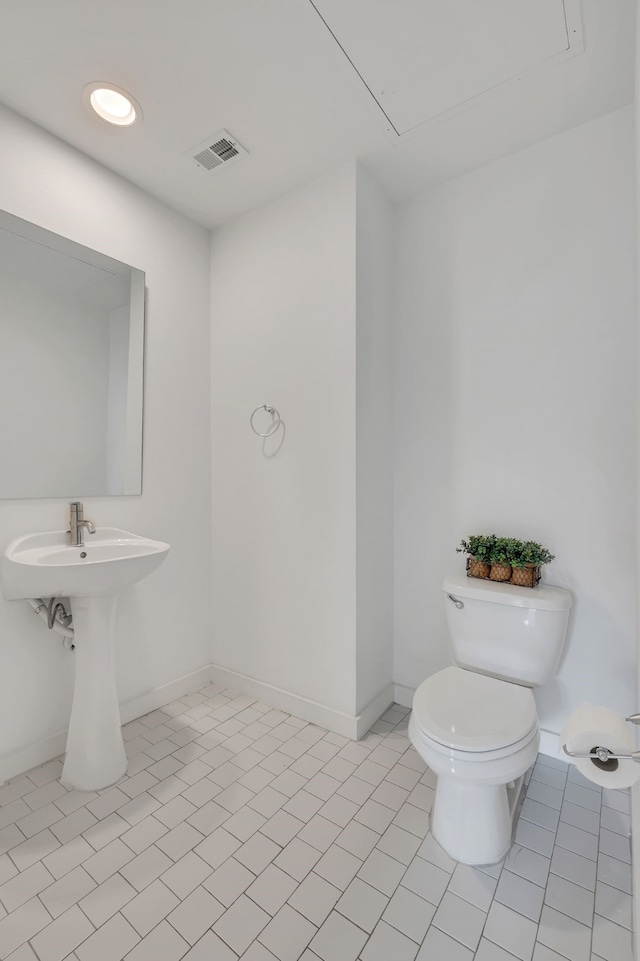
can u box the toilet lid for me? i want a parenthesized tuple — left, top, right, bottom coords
(412, 666, 537, 752)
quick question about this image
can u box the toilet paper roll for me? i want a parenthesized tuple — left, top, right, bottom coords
(559, 702, 640, 789)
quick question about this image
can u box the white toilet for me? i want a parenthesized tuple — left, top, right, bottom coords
(409, 573, 572, 866)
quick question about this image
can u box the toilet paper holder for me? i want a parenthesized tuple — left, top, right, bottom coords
(562, 713, 640, 764)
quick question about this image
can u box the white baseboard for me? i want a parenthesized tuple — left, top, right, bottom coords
(0, 665, 212, 786)
(119, 666, 213, 728)
(393, 683, 415, 710)
(210, 665, 392, 741)
(537, 728, 564, 761)
(356, 685, 395, 739)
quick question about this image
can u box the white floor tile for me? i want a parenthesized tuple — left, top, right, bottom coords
(519, 798, 560, 833)
(361, 919, 418, 961)
(287, 871, 341, 927)
(0, 897, 51, 958)
(8, 830, 60, 873)
(258, 903, 316, 961)
(181, 930, 237, 960)
(537, 905, 592, 961)
(432, 891, 486, 951)
(382, 884, 435, 944)
(125, 919, 190, 961)
(598, 828, 631, 863)
(155, 822, 204, 861)
(495, 870, 544, 922)
(335, 877, 388, 933)
(0, 862, 54, 913)
(594, 880, 631, 930)
(475, 938, 521, 960)
(560, 801, 600, 836)
(75, 911, 140, 961)
(261, 810, 304, 846)
(83, 838, 134, 885)
(550, 846, 597, 892)
(319, 795, 360, 829)
(376, 825, 421, 865)
(447, 863, 497, 912)
(235, 833, 281, 875)
(38, 865, 96, 918)
(193, 826, 241, 869)
(30, 904, 94, 961)
(357, 849, 405, 897)
(334, 821, 378, 859)
(0, 696, 623, 961)
(203, 855, 255, 906)
(504, 844, 550, 887)
(315, 845, 362, 891)
(297, 816, 342, 854)
(596, 851, 632, 894)
(165, 884, 224, 944)
(212, 894, 270, 955)
(308, 909, 368, 961)
(354, 799, 397, 834)
(591, 914, 633, 961)
(121, 878, 180, 936)
(555, 822, 598, 861)
(42, 838, 96, 881)
(544, 873, 594, 926)
(483, 901, 538, 961)
(515, 820, 556, 859)
(401, 855, 450, 905)
(161, 850, 212, 899)
(245, 864, 298, 915)
(78, 873, 137, 927)
(416, 926, 473, 960)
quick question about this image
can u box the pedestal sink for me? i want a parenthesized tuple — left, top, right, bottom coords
(2, 528, 170, 791)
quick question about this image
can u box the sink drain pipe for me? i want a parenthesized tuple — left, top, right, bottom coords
(27, 597, 75, 644)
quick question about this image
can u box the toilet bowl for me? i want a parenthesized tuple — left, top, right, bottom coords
(409, 574, 572, 865)
(410, 666, 540, 864)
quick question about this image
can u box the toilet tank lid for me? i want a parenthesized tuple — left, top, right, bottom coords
(442, 575, 572, 612)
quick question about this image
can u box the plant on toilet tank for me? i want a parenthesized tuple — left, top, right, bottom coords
(457, 534, 555, 588)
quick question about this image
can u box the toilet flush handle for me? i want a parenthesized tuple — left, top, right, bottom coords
(447, 594, 464, 610)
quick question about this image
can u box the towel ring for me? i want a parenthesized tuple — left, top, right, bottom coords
(250, 404, 281, 437)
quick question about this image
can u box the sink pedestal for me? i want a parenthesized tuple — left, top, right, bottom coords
(61, 595, 128, 791)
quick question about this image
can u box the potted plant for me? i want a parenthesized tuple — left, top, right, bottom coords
(508, 540, 555, 587)
(489, 536, 514, 582)
(456, 535, 495, 579)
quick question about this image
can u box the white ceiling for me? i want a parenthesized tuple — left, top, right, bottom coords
(0, 0, 634, 229)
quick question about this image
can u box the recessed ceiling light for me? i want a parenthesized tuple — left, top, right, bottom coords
(83, 82, 142, 127)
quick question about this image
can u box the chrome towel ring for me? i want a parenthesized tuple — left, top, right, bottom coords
(250, 404, 282, 437)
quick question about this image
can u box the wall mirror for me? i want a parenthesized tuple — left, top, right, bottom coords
(0, 208, 145, 498)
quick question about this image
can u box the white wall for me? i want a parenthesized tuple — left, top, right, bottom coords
(356, 168, 394, 713)
(393, 106, 637, 737)
(0, 104, 212, 776)
(210, 164, 358, 717)
(210, 163, 395, 728)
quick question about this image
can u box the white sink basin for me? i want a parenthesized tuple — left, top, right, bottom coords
(2, 527, 170, 599)
(2, 526, 170, 792)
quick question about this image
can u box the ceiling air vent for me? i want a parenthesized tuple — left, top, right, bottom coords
(188, 129, 247, 172)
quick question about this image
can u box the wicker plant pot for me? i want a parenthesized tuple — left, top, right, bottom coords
(489, 562, 512, 582)
(468, 557, 490, 579)
(510, 565, 539, 588)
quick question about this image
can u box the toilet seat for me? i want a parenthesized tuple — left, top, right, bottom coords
(412, 665, 537, 753)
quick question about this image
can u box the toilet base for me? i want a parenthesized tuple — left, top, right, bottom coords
(432, 774, 525, 865)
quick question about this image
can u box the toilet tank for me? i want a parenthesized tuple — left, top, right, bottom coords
(442, 574, 572, 687)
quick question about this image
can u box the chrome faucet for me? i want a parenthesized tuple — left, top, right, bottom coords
(69, 501, 96, 547)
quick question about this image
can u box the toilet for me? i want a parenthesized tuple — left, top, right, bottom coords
(408, 573, 572, 866)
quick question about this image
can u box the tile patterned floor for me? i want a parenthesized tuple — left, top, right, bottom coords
(0, 687, 633, 961)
